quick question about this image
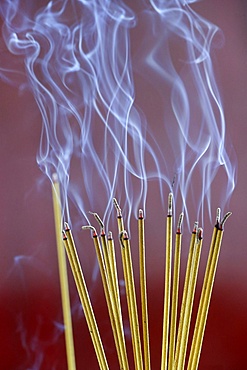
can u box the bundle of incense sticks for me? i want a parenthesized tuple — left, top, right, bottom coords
(51, 177, 231, 370)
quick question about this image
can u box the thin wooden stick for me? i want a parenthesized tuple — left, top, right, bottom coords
(138, 209, 151, 370)
(186, 208, 220, 370)
(100, 229, 129, 370)
(113, 199, 138, 368)
(82, 225, 129, 370)
(89, 212, 110, 279)
(113, 198, 124, 232)
(161, 193, 173, 370)
(107, 231, 123, 330)
(174, 221, 198, 365)
(168, 212, 183, 370)
(51, 174, 76, 370)
(187, 212, 232, 370)
(120, 231, 144, 370)
(173, 228, 203, 370)
(63, 225, 109, 370)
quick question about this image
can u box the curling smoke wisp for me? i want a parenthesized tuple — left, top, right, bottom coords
(0, 0, 236, 227)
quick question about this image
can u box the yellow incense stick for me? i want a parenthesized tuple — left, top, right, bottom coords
(82, 226, 129, 370)
(108, 231, 123, 330)
(63, 225, 109, 370)
(187, 209, 220, 370)
(187, 212, 231, 370)
(161, 193, 173, 370)
(174, 221, 198, 364)
(113, 198, 124, 233)
(113, 199, 139, 369)
(168, 212, 183, 370)
(138, 209, 151, 370)
(120, 231, 144, 370)
(100, 230, 129, 370)
(51, 174, 76, 370)
(174, 228, 203, 370)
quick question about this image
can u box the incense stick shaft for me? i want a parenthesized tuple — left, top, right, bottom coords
(121, 235, 144, 370)
(161, 214, 173, 370)
(168, 231, 182, 370)
(174, 230, 197, 362)
(187, 229, 224, 370)
(108, 236, 123, 326)
(93, 234, 129, 370)
(52, 180, 76, 370)
(138, 214, 151, 370)
(100, 234, 129, 370)
(174, 235, 203, 370)
(187, 226, 217, 370)
(64, 231, 109, 370)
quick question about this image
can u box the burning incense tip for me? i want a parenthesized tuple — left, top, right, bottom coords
(197, 227, 203, 241)
(119, 230, 128, 248)
(220, 211, 232, 229)
(113, 197, 120, 211)
(113, 198, 122, 217)
(81, 225, 97, 237)
(216, 208, 221, 226)
(64, 222, 70, 231)
(168, 193, 173, 216)
(123, 230, 129, 239)
(177, 212, 184, 233)
(89, 211, 104, 231)
(62, 230, 67, 240)
(107, 231, 113, 240)
(138, 209, 144, 219)
(52, 172, 59, 183)
(193, 221, 199, 233)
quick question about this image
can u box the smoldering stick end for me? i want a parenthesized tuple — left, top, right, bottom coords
(62, 230, 67, 240)
(81, 225, 97, 237)
(89, 211, 104, 230)
(119, 230, 129, 249)
(113, 197, 122, 217)
(64, 222, 70, 231)
(52, 173, 59, 183)
(113, 197, 120, 210)
(123, 230, 129, 239)
(193, 221, 199, 233)
(108, 231, 113, 240)
(168, 192, 173, 216)
(220, 211, 232, 229)
(216, 207, 221, 227)
(177, 212, 184, 233)
(139, 209, 144, 219)
(196, 227, 203, 242)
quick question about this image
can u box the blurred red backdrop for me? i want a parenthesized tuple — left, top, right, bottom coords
(1, 1, 247, 369)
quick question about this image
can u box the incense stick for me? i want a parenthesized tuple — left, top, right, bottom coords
(114, 199, 140, 368)
(173, 228, 203, 370)
(138, 209, 151, 370)
(186, 208, 220, 370)
(51, 174, 76, 370)
(63, 225, 109, 370)
(82, 225, 129, 370)
(51, 189, 231, 369)
(107, 231, 124, 334)
(120, 231, 144, 370)
(161, 192, 173, 370)
(174, 221, 198, 365)
(113, 198, 125, 233)
(101, 229, 129, 370)
(168, 212, 183, 370)
(187, 212, 232, 370)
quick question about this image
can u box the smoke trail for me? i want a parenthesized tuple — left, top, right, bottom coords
(0, 0, 236, 229)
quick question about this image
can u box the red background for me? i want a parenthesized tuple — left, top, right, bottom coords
(1, 1, 247, 369)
